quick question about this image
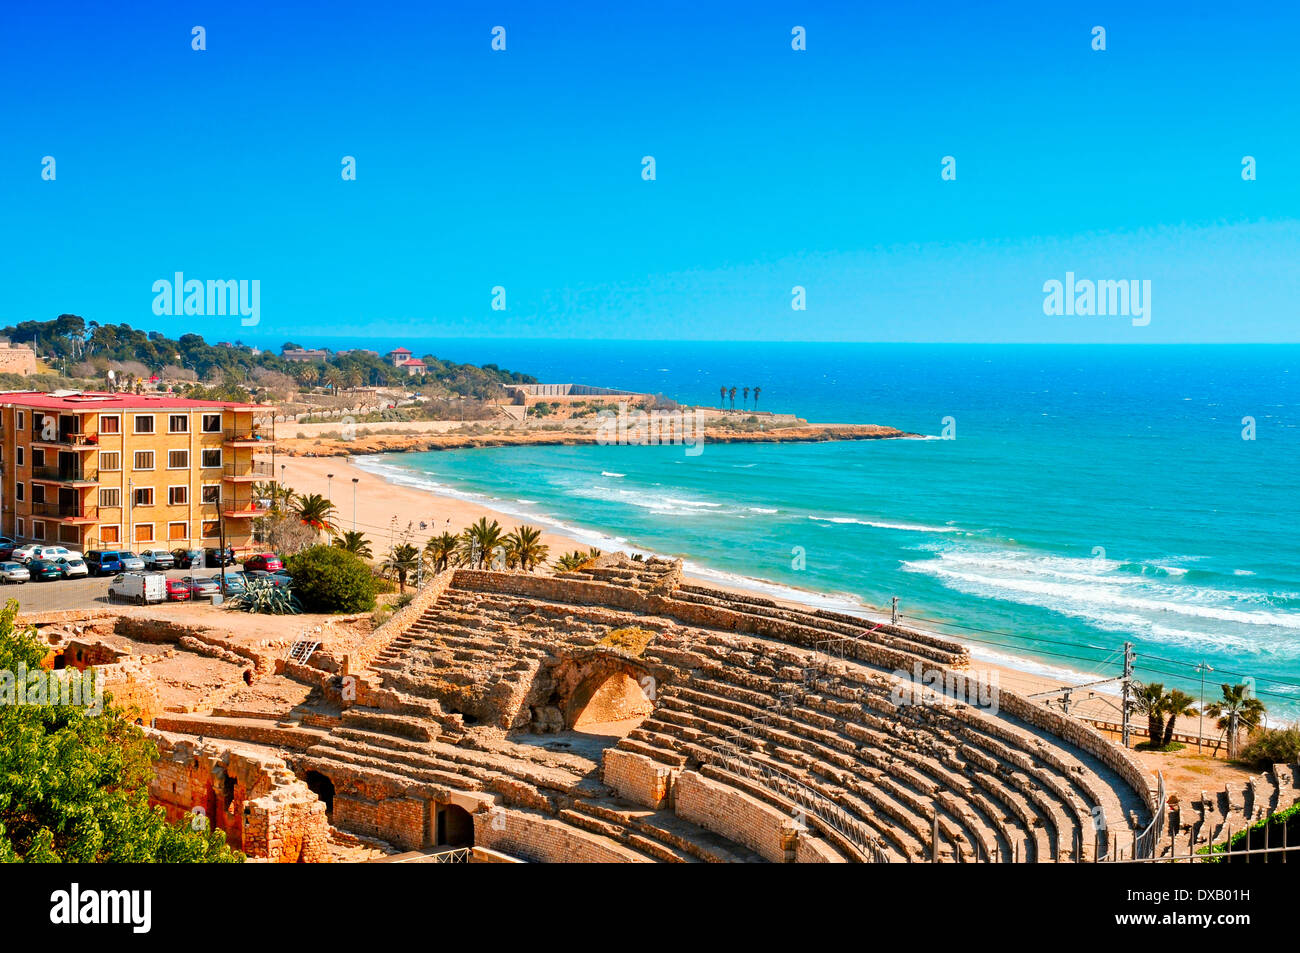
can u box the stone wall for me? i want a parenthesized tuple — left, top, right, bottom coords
(147, 730, 329, 862)
(0, 342, 36, 375)
(333, 794, 427, 850)
(603, 748, 674, 810)
(342, 568, 457, 674)
(674, 770, 803, 863)
(473, 807, 651, 863)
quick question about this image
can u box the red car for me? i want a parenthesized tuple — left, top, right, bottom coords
(243, 553, 283, 572)
(165, 578, 192, 601)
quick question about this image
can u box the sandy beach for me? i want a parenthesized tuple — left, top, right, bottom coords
(278, 454, 1145, 728)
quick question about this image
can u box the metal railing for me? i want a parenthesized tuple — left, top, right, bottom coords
(29, 502, 95, 519)
(31, 431, 94, 447)
(31, 465, 96, 482)
(223, 429, 273, 443)
(1132, 771, 1166, 860)
(430, 848, 472, 863)
(223, 461, 273, 478)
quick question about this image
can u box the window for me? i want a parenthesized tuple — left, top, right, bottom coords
(32, 521, 45, 541)
(32, 484, 45, 505)
(99, 414, 120, 435)
(100, 525, 120, 544)
(202, 413, 222, 433)
(133, 450, 155, 470)
(133, 414, 155, 434)
(168, 485, 188, 506)
(133, 523, 154, 543)
(201, 484, 220, 504)
(14, 482, 23, 502)
(15, 446, 23, 468)
(201, 520, 220, 538)
(168, 450, 189, 469)
(31, 448, 45, 469)
(169, 414, 188, 434)
(201, 449, 222, 469)
(15, 518, 23, 537)
(16, 412, 24, 430)
(59, 525, 79, 544)
(133, 487, 154, 507)
(100, 488, 121, 508)
(99, 451, 121, 471)
(168, 522, 188, 541)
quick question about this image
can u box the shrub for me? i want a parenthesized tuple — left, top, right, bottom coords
(229, 579, 302, 615)
(1236, 726, 1300, 771)
(285, 545, 377, 614)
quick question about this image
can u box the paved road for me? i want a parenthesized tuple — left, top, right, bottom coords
(2, 567, 230, 614)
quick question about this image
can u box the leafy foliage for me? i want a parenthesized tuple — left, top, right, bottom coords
(0, 600, 242, 862)
(285, 545, 376, 614)
(1236, 725, 1300, 771)
(229, 578, 302, 614)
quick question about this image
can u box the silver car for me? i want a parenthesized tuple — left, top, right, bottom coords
(119, 552, 146, 571)
(0, 561, 29, 584)
(181, 575, 222, 600)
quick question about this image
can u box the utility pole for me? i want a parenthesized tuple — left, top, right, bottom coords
(1194, 662, 1213, 753)
(890, 597, 898, 625)
(351, 478, 358, 532)
(1120, 641, 1135, 749)
(217, 484, 227, 598)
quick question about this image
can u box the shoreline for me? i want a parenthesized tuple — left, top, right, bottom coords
(277, 453, 1128, 724)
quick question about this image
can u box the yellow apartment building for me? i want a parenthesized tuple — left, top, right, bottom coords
(0, 391, 274, 553)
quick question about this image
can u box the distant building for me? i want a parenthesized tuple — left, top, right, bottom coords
(0, 391, 272, 552)
(397, 358, 427, 377)
(281, 348, 330, 362)
(0, 343, 38, 376)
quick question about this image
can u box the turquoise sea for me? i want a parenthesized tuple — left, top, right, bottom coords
(310, 340, 1300, 717)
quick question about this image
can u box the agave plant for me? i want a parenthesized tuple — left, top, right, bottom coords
(230, 578, 302, 614)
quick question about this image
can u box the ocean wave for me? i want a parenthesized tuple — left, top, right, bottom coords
(808, 515, 962, 534)
(600, 471, 626, 478)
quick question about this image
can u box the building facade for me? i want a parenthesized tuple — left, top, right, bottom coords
(0, 392, 273, 553)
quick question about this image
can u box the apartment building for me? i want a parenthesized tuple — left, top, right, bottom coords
(0, 391, 273, 553)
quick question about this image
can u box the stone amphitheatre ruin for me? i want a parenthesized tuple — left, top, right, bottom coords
(28, 554, 1300, 863)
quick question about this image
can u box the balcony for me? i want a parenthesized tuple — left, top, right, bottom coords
(223, 461, 273, 482)
(29, 502, 97, 522)
(31, 431, 98, 450)
(221, 503, 271, 519)
(31, 465, 97, 485)
(223, 429, 275, 447)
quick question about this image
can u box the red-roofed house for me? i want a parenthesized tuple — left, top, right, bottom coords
(397, 358, 427, 377)
(0, 391, 273, 552)
(385, 347, 412, 367)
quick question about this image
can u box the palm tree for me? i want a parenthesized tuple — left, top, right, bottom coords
(382, 542, 421, 592)
(345, 366, 364, 391)
(753, 386, 761, 410)
(424, 532, 459, 573)
(504, 525, 549, 573)
(728, 387, 736, 411)
(459, 517, 504, 570)
(252, 480, 296, 514)
(719, 385, 726, 410)
(293, 493, 338, 537)
(292, 363, 317, 388)
(743, 386, 749, 409)
(1134, 682, 1167, 749)
(323, 366, 344, 394)
(1161, 689, 1198, 747)
(1205, 683, 1267, 758)
(332, 531, 372, 558)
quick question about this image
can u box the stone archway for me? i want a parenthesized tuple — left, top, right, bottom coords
(304, 770, 335, 817)
(551, 653, 660, 735)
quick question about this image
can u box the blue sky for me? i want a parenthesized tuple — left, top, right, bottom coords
(1, 0, 1297, 343)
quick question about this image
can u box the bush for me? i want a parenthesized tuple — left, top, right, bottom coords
(284, 545, 377, 614)
(1236, 726, 1300, 771)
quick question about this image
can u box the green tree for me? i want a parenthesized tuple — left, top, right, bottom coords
(424, 532, 459, 573)
(332, 531, 372, 559)
(382, 542, 421, 592)
(285, 545, 376, 613)
(1205, 683, 1268, 758)
(0, 601, 242, 862)
(1161, 689, 1198, 747)
(503, 525, 549, 572)
(458, 517, 504, 570)
(293, 493, 338, 537)
(1134, 682, 1167, 748)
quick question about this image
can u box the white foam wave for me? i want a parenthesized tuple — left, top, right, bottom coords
(808, 515, 962, 534)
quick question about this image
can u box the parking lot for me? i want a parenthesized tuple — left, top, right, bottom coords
(1, 566, 243, 614)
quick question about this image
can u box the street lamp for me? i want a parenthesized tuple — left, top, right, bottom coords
(1194, 662, 1214, 753)
(327, 473, 334, 503)
(351, 477, 359, 532)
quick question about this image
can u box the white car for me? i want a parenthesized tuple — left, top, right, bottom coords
(12, 544, 74, 564)
(108, 571, 167, 605)
(0, 561, 29, 584)
(54, 556, 89, 578)
(138, 548, 175, 570)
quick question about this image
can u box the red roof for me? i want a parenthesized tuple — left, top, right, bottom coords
(388, 347, 412, 355)
(0, 391, 263, 411)
(398, 359, 427, 367)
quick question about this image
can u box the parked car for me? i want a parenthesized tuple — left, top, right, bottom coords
(246, 569, 292, 589)
(139, 548, 175, 570)
(107, 572, 166, 605)
(211, 570, 248, 594)
(204, 548, 236, 568)
(0, 561, 30, 584)
(180, 574, 222, 600)
(171, 548, 204, 569)
(118, 552, 146, 571)
(54, 556, 89, 578)
(243, 553, 283, 573)
(27, 558, 68, 582)
(12, 544, 74, 565)
(165, 577, 192, 601)
(0, 537, 18, 560)
(85, 550, 126, 577)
